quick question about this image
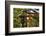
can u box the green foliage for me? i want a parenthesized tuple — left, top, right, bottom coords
(30, 15, 39, 27)
(13, 8, 23, 28)
(13, 8, 39, 28)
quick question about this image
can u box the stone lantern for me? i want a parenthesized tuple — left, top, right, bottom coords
(19, 9, 39, 27)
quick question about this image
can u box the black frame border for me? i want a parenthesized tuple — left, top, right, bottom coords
(5, 1, 45, 35)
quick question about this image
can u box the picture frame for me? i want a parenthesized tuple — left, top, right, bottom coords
(5, 1, 45, 35)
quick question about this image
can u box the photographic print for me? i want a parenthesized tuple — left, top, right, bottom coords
(5, 1, 45, 35)
(13, 8, 39, 28)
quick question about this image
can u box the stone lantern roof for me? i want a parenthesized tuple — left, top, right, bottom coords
(21, 9, 39, 14)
